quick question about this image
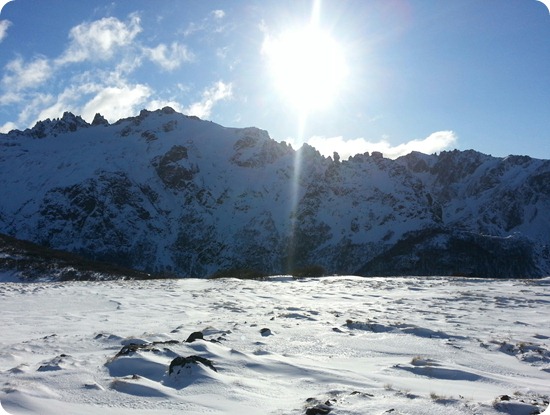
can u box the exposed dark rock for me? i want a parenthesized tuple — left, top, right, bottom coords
(0, 232, 165, 281)
(168, 355, 217, 374)
(27, 112, 90, 138)
(110, 340, 180, 361)
(230, 129, 292, 168)
(185, 331, 204, 343)
(292, 265, 326, 279)
(153, 145, 198, 190)
(112, 343, 158, 359)
(141, 130, 158, 142)
(162, 120, 177, 132)
(37, 354, 70, 371)
(356, 228, 539, 278)
(91, 113, 109, 126)
(162, 106, 176, 114)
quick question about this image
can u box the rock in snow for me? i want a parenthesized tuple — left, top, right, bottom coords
(1, 107, 549, 278)
(185, 332, 204, 343)
(168, 355, 218, 375)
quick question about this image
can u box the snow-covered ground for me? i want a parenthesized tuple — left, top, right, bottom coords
(0, 275, 549, 414)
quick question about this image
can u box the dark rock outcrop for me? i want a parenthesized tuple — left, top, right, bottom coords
(168, 355, 217, 374)
(91, 113, 109, 126)
(185, 332, 204, 343)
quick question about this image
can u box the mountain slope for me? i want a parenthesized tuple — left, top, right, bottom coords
(0, 232, 164, 282)
(1, 108, 549, 278)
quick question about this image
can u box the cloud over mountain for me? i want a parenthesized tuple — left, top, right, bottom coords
(0, 11, 230, 134)
(297, 130, 457, 160)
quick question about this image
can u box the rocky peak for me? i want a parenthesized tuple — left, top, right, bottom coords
(26, 112, 90, 139)
(161, 106, 176, 115)
(431, 149, 490, 183)
(57, 112, 89, 132)
(230, 127, 292, 168)
(396, 151, 436, 173)
(91, 113, 109, 126)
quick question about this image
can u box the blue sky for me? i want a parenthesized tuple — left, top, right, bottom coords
(1, 0, 550, 159)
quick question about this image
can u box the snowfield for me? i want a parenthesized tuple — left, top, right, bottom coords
(0, 275, 549, 415)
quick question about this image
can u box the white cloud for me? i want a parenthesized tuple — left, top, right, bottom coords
(80, 84, 151, 122)
(34, 86, 86, 122)
(183, 22, 200, 37)
(184, 9, 227, 37)
(145, 42, 194, 71)
(0, 120, 17, 133)
(184, 81, 232, 119)
(113, 55, 143, 76)
(303, 131, 458, 160)
(216, 46, 228, 60)
(2, 56, 52, 90)
(0, 90, 21, 105)
(57, 14, 142, 64)
(16, 93, 54, 126)
(0, 19, 11, 43)
(147, 99, 184, 114)
(211, 10, 225, 19)
(26, 82, 150, 125)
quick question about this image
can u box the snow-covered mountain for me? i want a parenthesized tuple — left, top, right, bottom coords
(0, 233, 160, 282)
(1, 108, 549, 278)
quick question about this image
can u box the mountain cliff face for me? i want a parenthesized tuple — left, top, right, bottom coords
(1, 108, 549, 277)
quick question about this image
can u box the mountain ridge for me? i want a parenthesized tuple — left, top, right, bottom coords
(0, 232, 169, 282)
(1, 108, 549, 278)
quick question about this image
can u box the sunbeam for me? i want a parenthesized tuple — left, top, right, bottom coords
(278, 0, 345, 271)
(287, 113, 307, 272)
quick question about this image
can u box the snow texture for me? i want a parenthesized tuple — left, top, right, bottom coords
(0, 275, 549, 414)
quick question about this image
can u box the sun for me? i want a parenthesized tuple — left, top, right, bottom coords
(263, 26, 348, 114)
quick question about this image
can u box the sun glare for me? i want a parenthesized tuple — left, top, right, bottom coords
(263, 26, 348, 114)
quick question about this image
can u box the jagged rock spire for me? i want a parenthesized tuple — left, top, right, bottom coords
(91, 113, 109, 126)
